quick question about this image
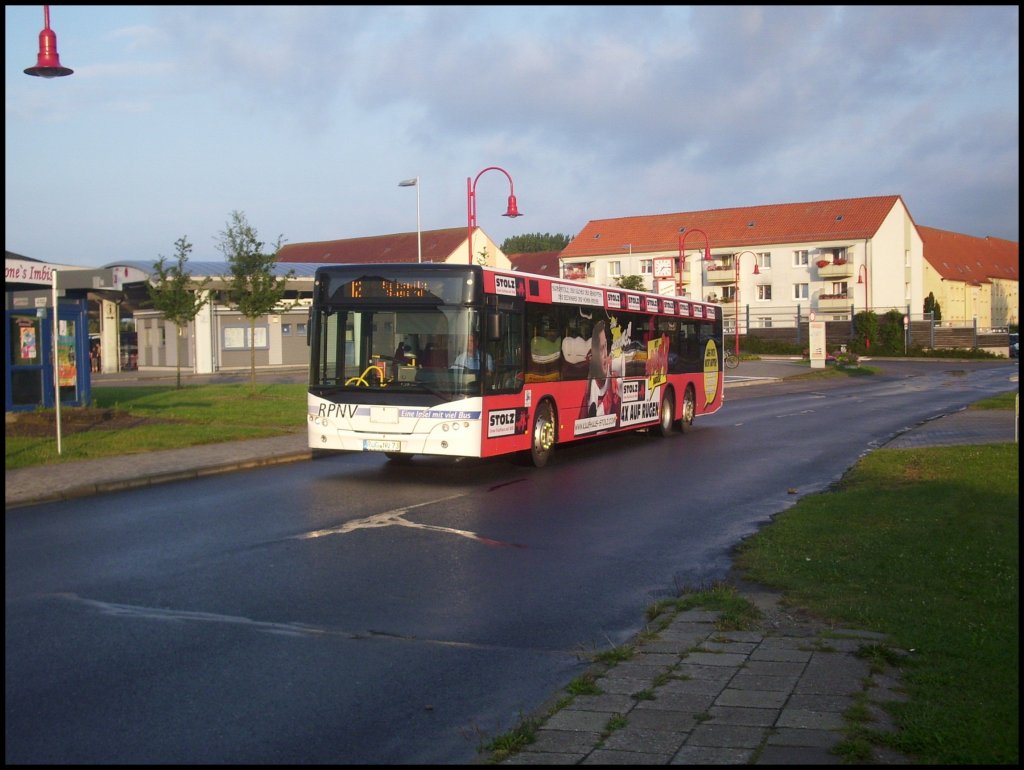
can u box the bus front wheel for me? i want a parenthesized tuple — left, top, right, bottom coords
(529, 400, 556, 468)
(678, 386, 696, 434)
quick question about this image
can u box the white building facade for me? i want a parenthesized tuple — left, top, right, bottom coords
(559, 195, 928, 335)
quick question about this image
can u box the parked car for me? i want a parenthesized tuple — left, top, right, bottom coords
(1009, 333, 1018, 359)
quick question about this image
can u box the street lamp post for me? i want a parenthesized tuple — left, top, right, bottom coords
(398, 177, 421, 263)
(857, 263, 869, 313)
(857, 263, 870, 349)
(732, 251, 761, 357)
(24, 5, 73, 78)
(466, 166, 521, 264)
(677, 229, 712, 297)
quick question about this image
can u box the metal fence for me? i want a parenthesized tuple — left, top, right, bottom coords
(722, 304, 1011, 352)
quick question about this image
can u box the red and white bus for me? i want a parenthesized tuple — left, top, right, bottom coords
(307, 263, 725, 466)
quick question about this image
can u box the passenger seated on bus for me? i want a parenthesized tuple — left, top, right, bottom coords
(391, 341, 411, 380)
(418, 343, 442, 368)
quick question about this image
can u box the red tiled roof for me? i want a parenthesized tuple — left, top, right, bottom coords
(919, 226, 1019, 285)
(559, 195, 906, 258)
(507, 251, 561, 277)
(277, 227, 467, 264)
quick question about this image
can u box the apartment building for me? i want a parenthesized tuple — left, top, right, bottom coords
(558, 195, 1017, 332)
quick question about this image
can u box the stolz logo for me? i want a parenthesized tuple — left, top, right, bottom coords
(494, 275, 521, 297)
(621, 379, 646, 402)
(487, 407, 528, 437)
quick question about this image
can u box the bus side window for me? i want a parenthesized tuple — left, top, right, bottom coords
(487, 309, 524, 392)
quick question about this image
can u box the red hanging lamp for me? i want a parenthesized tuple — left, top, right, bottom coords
(25, 6, 73, 78)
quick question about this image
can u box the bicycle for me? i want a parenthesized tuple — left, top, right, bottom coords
(723, 351, 740, 370)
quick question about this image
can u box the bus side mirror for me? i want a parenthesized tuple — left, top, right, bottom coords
(487, 313, 501, 341)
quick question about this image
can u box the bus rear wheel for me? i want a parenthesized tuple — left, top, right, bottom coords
(678, 386, 696, 434)
(529, 400, 556, 468)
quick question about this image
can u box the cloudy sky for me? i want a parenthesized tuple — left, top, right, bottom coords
(5, 5, 1019, 267)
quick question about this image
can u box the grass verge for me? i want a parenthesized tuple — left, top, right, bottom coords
(5, 384, 307, 469)
(734, 400, 1018, 764)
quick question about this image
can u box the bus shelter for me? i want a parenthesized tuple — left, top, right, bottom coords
(5, 256, 144, 412)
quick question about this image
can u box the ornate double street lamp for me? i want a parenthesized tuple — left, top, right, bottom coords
(24, 5, 73, 78)
(732, 250, 761, 357)
(466, 166, 521, 264)
(677, 229, 711, 297)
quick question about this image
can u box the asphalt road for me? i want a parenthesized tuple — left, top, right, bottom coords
(5, 357, 1018, 763)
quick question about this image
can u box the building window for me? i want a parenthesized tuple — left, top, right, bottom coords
(794, 250, 809, 267)
(721, 286, 735, 302)
(281, 323, 292, 336)
(640, 259, 653, 275)
(224, 326, 269, 350)
(757, 318, 773, 328)
(608, 261, 621, 277)
(297, 323, 307, 337)
(832, 281, 849, 296)
(757, 284, 772, 301)
(793, 283, 809, 300)
(757, 252, 771, 269)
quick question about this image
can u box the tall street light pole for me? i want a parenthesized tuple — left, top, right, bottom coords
(467, 166, 521, 265)
(24, 5, 73, 78)
(398, 177, 421, 263)
(733, 251, 761, 357)
(677, 229, 712, 298)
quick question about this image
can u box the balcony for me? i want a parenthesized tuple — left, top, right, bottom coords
(817, 259, 854, 279)
(816, 293, 853, 311)
(561, 264, 592, 281)
(705, 265, 735, 284)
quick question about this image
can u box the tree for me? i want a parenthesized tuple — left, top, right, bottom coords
(500, 233, 572, 253)
(148, 236, 210, 389)
(924, 292, 942, 322)
(614, 275, 646, 291)
(216, 211, 295, 393)
(852, 310, 879, 353)
(878, 309, 906, 354)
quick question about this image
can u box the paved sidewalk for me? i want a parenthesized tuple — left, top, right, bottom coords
(5, 432, 311, 509)
(493, 596, 911, 765)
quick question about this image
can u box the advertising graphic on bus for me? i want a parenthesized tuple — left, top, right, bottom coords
(307, 263, 724, 466)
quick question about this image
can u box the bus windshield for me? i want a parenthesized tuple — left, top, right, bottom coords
(311, 304, 485, 398)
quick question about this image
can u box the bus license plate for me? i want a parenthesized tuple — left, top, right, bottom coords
(364, 439, 401, 452)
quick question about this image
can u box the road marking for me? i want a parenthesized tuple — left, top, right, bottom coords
(294, 494, 524, 548)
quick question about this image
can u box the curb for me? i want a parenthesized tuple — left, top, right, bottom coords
(5, 450, 313, 510)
